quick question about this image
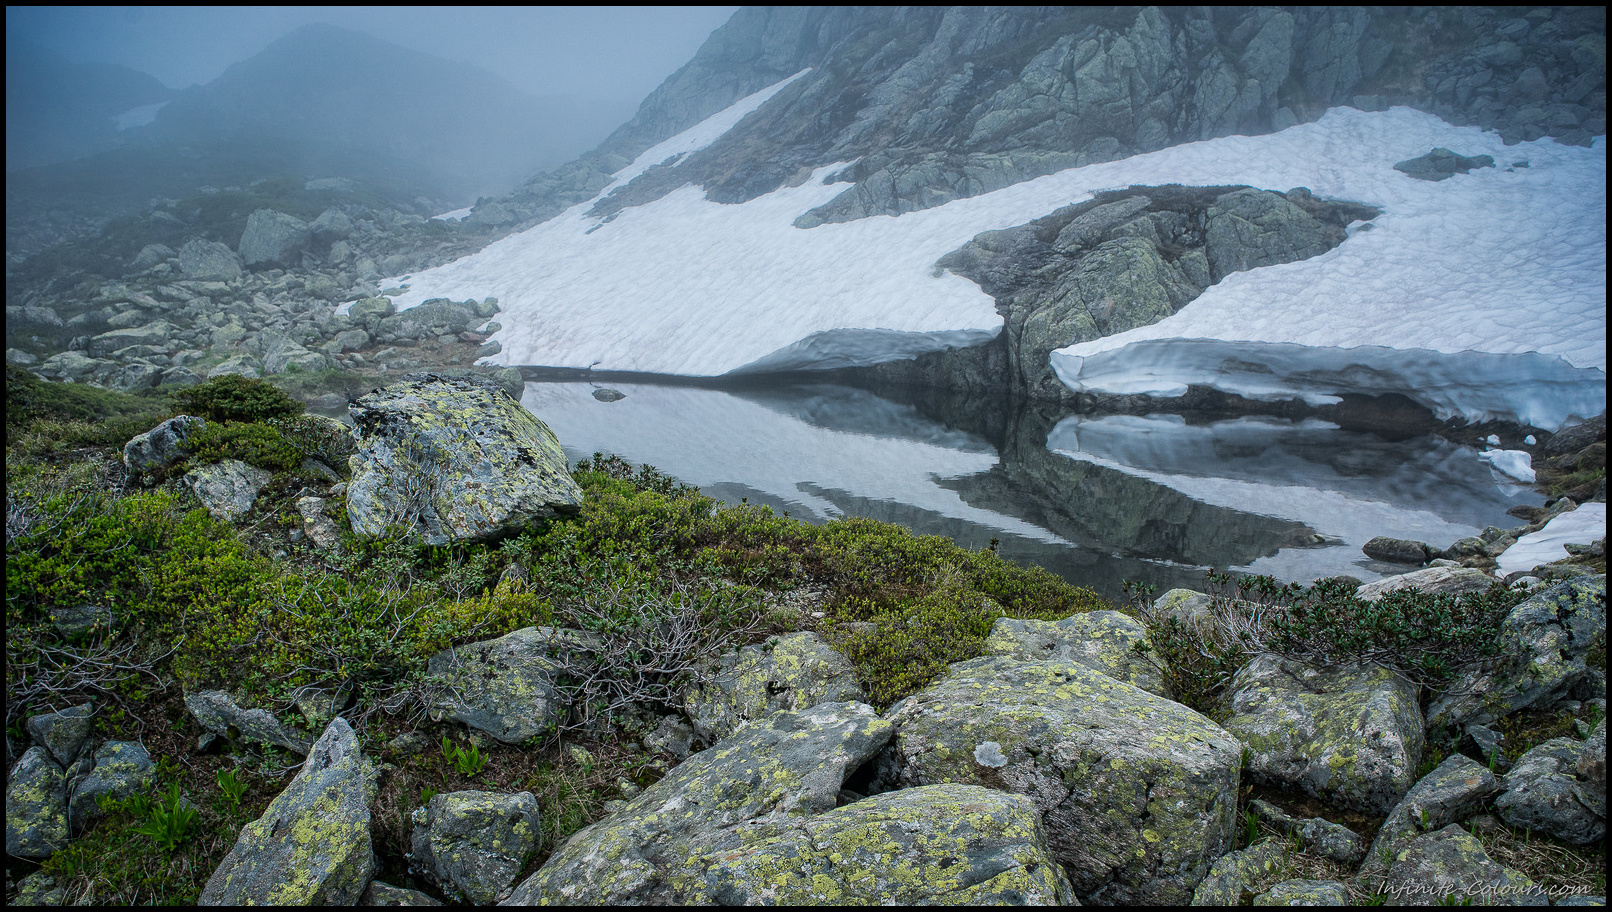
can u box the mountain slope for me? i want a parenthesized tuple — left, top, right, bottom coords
(5, 39, 174, 171)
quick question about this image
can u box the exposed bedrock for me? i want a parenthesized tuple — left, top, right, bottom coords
(862, 184, 1378, 401)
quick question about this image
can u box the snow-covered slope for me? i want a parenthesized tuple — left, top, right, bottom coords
(382, 78, 1604, 429)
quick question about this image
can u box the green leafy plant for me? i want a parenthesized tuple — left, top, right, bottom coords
(442, 735, 488, 776)
(132, 782, 200, 851)
(216, 768, 247, 807)
(1242, 808, 1259, 848)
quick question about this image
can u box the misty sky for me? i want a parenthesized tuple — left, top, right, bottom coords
(6, 6, 739, 103)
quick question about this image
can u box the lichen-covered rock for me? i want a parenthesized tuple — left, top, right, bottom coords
(183, 458, 273, 523)
(684, 631, 866, 744)
(1377, 824, 1547, 905)
(296, 496, 343, 550)
(178, 239, 243, 281)
(362, 880, 443, 905)
(6, 746, 69, 859)
(1577, 719, 1606, 819)
(12, 870, 65, 905)
(374, 299, 486, 342)
(207, 354, 262, 379)
(348, 296, 397, 326)
(1222, 655, 1423, 815)
(238, 209, 312, 267)
(982, 609, 1170, 698)
(1247, 798, 1364, 865)
(1365, 753, 1501, 876)
(887, 657, 1241, 904)
(1204, 188, 1334, 281)
(66, 740, 154, 833)
(200, 718, 378, 905)
(1428, 576, 1606, 732)
(184, 689, 314, 755)
(425, 626, 587, 743)
(1189, 838, 1286, 905)
(695, 783, 1075, 904)
(26, 702, 96, 767)
(1492, 735, 1605, 845)
(123, 415, 205, 480)
(410, 790, 540, 904)
(346, 374, 583, 544)
(1355, 566, 1498, 601)
(504, 702, 893, 905)
(1253, 878, 1348, 905)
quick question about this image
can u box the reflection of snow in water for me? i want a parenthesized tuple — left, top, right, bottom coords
(524, 381, 1535, 587)
(1047, 413, 1534, 582)
(522, 381, 1069, 545)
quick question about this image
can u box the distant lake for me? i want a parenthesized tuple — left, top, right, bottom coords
(519, 378, 1540, 602)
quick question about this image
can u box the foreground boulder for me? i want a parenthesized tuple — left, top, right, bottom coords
(6, 747, 69, 859)
(683, 631, 865, 745)
(982, 609, 1170, 698)
(183, 459, 273, 523)
(411, 790, 540, 904)
(1492, 729, 1606, 845)
(123, 415, 205, 480)
(346, 374, 583, 544)
(200, 718, 378, 905)
(505, 702, 892, 904)
(1363, 753, 1502, 878)
(1376, 824, 1546, 905)
(887, 656, 1242, 904)
(695, 784, 1074, 904)
(1222, 656, 1423, 815)
(1427, 576, 1606, 732)
(425, 626, 589, 743)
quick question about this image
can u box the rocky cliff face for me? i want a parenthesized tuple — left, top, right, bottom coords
(504, 6, 1603, 231)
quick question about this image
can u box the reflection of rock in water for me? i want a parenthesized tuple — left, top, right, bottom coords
(793, 483, 1211, 603)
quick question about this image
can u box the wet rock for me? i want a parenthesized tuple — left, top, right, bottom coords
(411, 790, 541, 904)
(591, 388, 626, 402)
(184, 689, 314, 755)
(888, 657, 1241, 904)
(684, 631, 865, 744)
(1363, 536, 1434, 565)
(1222, 655, 1423, 815)
(504, 702, 893, 904)
(183, 458, 273, 523)
(200, 718, 378, 905)
(346, 374, 582, 544)
(982, 609, 1170, 697)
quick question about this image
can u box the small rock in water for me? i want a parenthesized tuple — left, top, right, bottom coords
(592, 388, 626, 402)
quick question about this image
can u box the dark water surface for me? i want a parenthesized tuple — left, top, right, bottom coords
(519, 378, 1538, 602)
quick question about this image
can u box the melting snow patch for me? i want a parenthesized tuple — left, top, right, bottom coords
(1496, 502, 1607, 575)
(378, 105, 1604, 429)
(1478, 448, 1535, 483)
(432, 207, 473, 221)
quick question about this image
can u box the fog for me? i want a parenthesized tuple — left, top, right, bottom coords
(7, 6, 737, 100)
(6, 7, 738, 205)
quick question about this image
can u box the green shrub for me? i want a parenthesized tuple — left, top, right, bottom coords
(181, 421, 305, 473)
(170, 374, 304, 423)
